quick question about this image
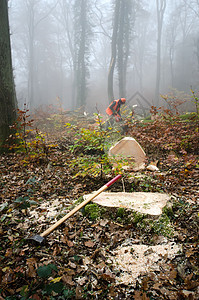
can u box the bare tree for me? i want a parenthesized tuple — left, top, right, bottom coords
(133, 7, 150, 93)
(21, 0, 59, 108)
(108, 0, 134, 102)
(26, 0, 37, 108)
(117, 0, 134, 98)
(73, 0, 92, 110)
(107, 0, 120, 102)
(165, 6, 179, 87)
(155, 0, 166, 106)
(0, 0, 17, 151)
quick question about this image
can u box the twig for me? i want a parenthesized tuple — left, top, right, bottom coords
(122, 178, 125, 192)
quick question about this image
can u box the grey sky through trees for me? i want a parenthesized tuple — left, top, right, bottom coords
(8, 0, 199, 113)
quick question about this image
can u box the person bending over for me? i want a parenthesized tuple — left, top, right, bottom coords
(106, 98, 126, 127)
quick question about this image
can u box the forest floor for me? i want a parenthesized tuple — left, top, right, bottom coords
(0, 110, 198, 299)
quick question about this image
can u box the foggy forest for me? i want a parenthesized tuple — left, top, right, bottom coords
(0, 0, 198, 299)
(8, 0, 199, 113)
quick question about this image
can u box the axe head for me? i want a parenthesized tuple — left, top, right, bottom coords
(28, 234, 45, 244)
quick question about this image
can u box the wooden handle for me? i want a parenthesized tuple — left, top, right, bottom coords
(41, 175, 121, 237)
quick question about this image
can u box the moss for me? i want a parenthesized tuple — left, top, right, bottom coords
(84, 203, 100, 220)
(151, 213, 174, 237)
(162, 205, 174, 218)
(74, 196, 84, 205)
(116, 207, 125, 218)
(132, 211, 145, 224)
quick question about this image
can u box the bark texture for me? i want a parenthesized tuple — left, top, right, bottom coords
(0, 0, 17, 150)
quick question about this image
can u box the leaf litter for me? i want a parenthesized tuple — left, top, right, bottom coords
(0, 112, 198, 299)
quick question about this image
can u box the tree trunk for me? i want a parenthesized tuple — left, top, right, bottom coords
(27, 0, 35, 109)
(155, 0, 166, 106)
(73, 0, 90, 111)
(0, 0, 17, 151)
(107, 0, 120, 102)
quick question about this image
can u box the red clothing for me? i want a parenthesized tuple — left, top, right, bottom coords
(106, 99, 121, 116)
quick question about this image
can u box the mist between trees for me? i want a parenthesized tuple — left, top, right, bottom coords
(8, 0, 199, 113)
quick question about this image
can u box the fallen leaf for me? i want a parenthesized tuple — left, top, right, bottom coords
(62, 275, 75, 286)
(64, 268, 75, 276)
(76, 285, 83, 299)
(68, 261, 76, 269)
(84, 240, 95, 248)
(26, 258, 37, 278)
(134, 291, 150, 300)
(5, 248, 13, 257)
(101, 270, 115, 283)
(66, 239, 74, 247)
(53, 245, 61, 256)
(76, 276, 87, 286)
(50, 276, 62, 283)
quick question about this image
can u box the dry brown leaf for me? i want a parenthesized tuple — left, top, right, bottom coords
(5, 248, 13, 257)
(31, 294, 41, 300)
(134, 291, 150, 300)
(101, 271, 115, 283)
(66, 239, 74, 247)
(64, 268, 75, 276)
(62, 275, 75, 286)
(76, 276, 87, 286)
(170, 268, 177, 279)
(100, 219, 109, 227)
(76, 285, 83, 299)
(142, 277, 149, 291)
(153, 282, 161, 290)
(26, 258, 37, 278)
(84, 240, 95, 248)
(53, 245, 61, 256)
(68, 261, 76, 269)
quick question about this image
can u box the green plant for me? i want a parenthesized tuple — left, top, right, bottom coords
(9, 105, 34, 153)
(65, 121, 126, 178)
(190, 88, 199, 115)
(151, 213, 174, 236)
(84, 203, 100, 220)
(116, 207, 125, 218)
(8, 106, 50, 164)
(132, 211, 145, 225)
(13, 196, 37, 210)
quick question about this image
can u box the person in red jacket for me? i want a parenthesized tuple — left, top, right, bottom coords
(106, 98, 126, 126)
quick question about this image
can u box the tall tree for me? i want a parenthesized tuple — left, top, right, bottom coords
(25, 0, 59, 108)
(117, 0, 134, 98)
(133, 8, 150, 93)
(108, 0, 120, 102)
(26, 0, 37, 108)
(73, 0, 92, 110)
(108, 0, 134, 102)
(155, 0, 166, 106)
(0, 0, 17, 150)
(165, 4, 179, 88)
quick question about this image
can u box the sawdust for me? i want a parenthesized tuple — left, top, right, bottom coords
(108, 242, 182, 285)
(28, 197, 71, 222)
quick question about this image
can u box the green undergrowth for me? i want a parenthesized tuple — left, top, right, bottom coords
(64, 121, 128, 178)
(82, 197, 191, 239)
(3, 263, 75, 300)
(80, 204, 175, 238)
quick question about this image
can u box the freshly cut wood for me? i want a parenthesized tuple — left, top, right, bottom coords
(84, 192, 170, 215)
(108, 137, 146, 171)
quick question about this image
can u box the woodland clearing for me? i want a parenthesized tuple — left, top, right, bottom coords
(0, 106, 198, 299)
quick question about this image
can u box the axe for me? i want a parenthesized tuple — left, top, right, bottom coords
(29, 174, 121, 244)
